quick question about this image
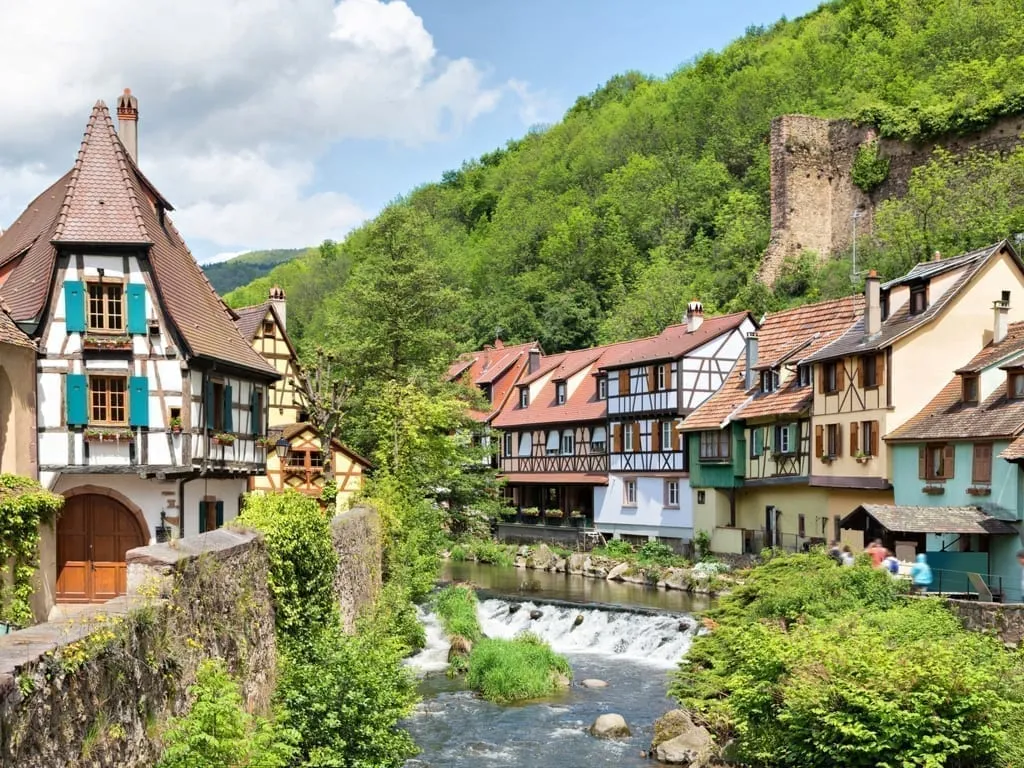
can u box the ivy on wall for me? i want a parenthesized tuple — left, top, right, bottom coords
(0, 475, 63, 626)
(851, 140, 891, 193)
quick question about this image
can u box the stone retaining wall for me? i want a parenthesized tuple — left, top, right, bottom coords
(948, 598, 1024, 647)
(331, 505, 383, 632)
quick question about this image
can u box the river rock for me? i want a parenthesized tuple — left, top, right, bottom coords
(573, 613, 585, 627)
(527, 543, 557, 571)
(663, 568, 691, 591)
(581, 679, 607, 688)
(652, 709, 696, 748)
(583, 557, 609, 579)
(514, 555, 527, 569)
(529, 609, 544, 620)
(590, 713, 631, 739)
(508, 603, 521, 615)
(553, 556, 567, 573)
(607, 562, 630, 581)
(653, 728, 715, 765)
(517, 545, 530, 558)
(568, 552, 587, 574)
(552, 671, 571, 689)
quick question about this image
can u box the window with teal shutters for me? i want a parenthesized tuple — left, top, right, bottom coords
(64, 281, 86, 333)
(205, 380, 215, 430)
(66, 374, 88, 425)
(215, 501, 224, 528)
(126, 284, 146, 334)
(250, 389, 264, 436)
(752, 428, 764, 457)
(129, 376, 149, 427)
(223, 384, 233, 432)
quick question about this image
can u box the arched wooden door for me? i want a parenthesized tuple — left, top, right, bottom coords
(57, 494, 147, 603)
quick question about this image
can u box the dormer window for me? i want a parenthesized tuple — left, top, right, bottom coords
(962, 374, 979, 405)
(910, 285, 928, 315)
(597, 377, 607, 400)
(556, 382, 567, 405)
(880, 291, 890, 321)
(1010, 372, 1024, 400)
(519, 387, 529, 408)
(479, 384, 492, 403)
(760, 369, 778, 393)
(797, 365, 812, 388)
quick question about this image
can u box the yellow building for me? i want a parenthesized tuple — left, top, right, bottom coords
(235, 287, 371, 511)
(803, 241, 1024, 538)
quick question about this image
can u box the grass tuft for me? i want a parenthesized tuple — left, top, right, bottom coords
(466, 634, 572, 703)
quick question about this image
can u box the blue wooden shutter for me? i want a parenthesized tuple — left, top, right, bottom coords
(215, 501, 224, 528)
(66, 374, 88, 425)
(199, 502, 207, 533)
(129, 376, 148, 427)
(64, 281, 86, 333)
(205, 380, 215, 430)
(126, 284, 146, 334)
(223, 385, 233, 432)
(752, 428, 763, 456)
(250, 389, 262, 436)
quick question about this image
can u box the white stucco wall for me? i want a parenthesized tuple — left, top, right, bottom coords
(594, 475, 694, 539)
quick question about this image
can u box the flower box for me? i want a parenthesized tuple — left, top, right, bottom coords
(569, 509, 584, 519)
(169, 417, 182, 434)
(545, 509, 564, 519)
(82, 334, 132, 351)
(84, 427, 134, 442)
(855, 455, 871, 465)
(966, 485, 992, 496)
(922, 484, 945, 495)
(819, 455, 835, 465)
(521, 507, 540, 518)
(211, 433, 236, 446)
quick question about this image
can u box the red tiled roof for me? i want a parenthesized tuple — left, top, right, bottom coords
(0, 299, 32, 348)
(501, 472, 608, 485)
(448, 340, 540, 423)
(599, 311, 752, 369)
(0, 101, 277, 379)
(493, 346, 609, 428)
(684, 295, 863, 428)
(235, 302, 271, 342)
(955, 321, 1024, 374)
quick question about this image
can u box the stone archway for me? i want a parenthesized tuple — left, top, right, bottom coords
(56, 489, 149, 603)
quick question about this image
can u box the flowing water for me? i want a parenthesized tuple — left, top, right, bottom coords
(402, 563, 711, 767)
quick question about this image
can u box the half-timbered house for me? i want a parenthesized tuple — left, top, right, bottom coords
(0, 94, 279, 603)
(682, 295, 864, 554)
(596, 302, 755, 546)
(803, 242, 1024, 532)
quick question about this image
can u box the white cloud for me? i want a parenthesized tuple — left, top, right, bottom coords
(0, 0, 517, 252)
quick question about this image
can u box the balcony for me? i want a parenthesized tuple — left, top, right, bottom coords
(500, 454, 608, 475)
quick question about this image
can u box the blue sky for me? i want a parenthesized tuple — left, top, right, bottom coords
(0, 0, 822, 264)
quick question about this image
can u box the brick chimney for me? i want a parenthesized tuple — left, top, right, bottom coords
(744, 332, 759, 390)
(865, 269, 881, 336)
(686, 300, 704, 333)
(528, 348, 540, 373)
(269, 285, 286, 331)
(116, 88, 139, 163)
(994, 290, 1011, 344)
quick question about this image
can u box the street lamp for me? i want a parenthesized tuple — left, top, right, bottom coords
(275, 438, 290, 460)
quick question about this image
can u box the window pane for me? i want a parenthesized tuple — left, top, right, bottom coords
(106, 286, 123, 330)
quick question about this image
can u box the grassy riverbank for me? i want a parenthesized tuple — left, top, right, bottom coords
(432, 586, 572, 703)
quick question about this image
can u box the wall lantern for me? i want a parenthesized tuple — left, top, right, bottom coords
(275, 438, 290, 460)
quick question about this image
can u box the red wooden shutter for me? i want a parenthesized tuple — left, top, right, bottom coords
(972, 444, 992, 483)
(672, 421, 681, 451)
(942, 445, 956, 479)
(877, 353, 886, 387)
(613, 424, 623, 452)
(632, 421, 642, 452)
(870, 421, 880, 457)
(652, 421, 662, 452)
(815, 425, 824, 458)
(850, 421, 860, 456)
(664, 363, 672, 390)
(918, 446, 926, 479)
(836, 363, 846, 391)
(835, 423, 843, 457)
(647, 367, 657, 392)
(856, 358, 864, 388)
(818, 366, 825, 394)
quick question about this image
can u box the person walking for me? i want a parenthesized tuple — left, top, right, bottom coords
(910, 553, 933, 594)
(840, 545, 855, 567)
(866, 539, 887, 568)
(882, 551, 900, 576)
(828, 540, 843, 564)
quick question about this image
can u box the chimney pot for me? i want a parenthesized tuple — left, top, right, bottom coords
(268, 285, 287, 331)
(686, 300, 705, 333)
(994, 295, 1011, 344)
(865, 271, 881, 336)
(116, 88, 139, 163)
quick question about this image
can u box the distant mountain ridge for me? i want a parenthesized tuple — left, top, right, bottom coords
(203, 249, 308, 295)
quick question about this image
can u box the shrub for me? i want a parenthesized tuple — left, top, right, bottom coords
(157, 659, 297, 768)
(466, 634, 572, 704)
(470, 538, 515, 567)
(851, 139, 890, 192)
(235, 491, 339, 643)
(637, 540, 677, 565)
(448, 543, 469, 561)
(600, 538, 634, 559)
(433, 586, 481, 643)
(0, 474, 63, 625)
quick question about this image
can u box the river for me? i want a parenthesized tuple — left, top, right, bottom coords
(402, 562, 711, 767)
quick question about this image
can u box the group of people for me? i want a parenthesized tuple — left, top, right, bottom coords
(828, 538, 934, 592)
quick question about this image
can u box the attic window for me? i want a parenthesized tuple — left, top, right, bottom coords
(760, 370, 778, 393)
(797, 365, 812, 388)
(597, 377, 607, 400)
(962, 374, 979, 405)
(556, 382, 567, 405)
(910, 285, 928, 315)
(519, 387, 529, 408)
(262, 318, 275, 335)
(880, 291, 890, 321)
(1010, 372, 1024, 400)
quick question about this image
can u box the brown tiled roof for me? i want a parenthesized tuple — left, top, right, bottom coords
(805, 242, 1013, 364)
(492, 347, 608, 428)
(886, 378, 1024, 442)
(235, 302, 271, 342)
(447, 340, 540, 423)
(955, 322, 1024, 374)
(0, 299, 32, 348)
(683, 296, 864, 428)
(599, 312, 752, 369)
(848, 504, 1017, 535)
(679, 354, 748, 431)
(1001, 436, 1024, 461)
(0, 101, 277, 379)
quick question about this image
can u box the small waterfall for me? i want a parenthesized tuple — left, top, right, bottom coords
(479, 598, 695, 667)
(406, 605, 451, 674)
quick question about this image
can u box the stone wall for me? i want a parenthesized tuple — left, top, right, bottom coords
(0, 529, 276, 767)
(948, 598, 1024, 647)
(761, 112, 1024, 283)
(331, 505, 383, 632)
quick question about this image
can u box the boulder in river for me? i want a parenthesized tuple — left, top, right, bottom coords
(553, 556, 567, 573)
(583, 557, 609, 579)
(507, 603, 521, 615)
(663, 567, 691, 591)
(567, 552, 587, 574)
(651, 710, 716, 765)
(589, 713, 630, 739)
(527, 543, 557, 571)
(652, 709, 695, 748)
(529, 609, 544, 620)
(581, 679, 607, 688)
(573, 613, 585, 627)
(552, 671, 571, 689)
(606, 562, 630, 581)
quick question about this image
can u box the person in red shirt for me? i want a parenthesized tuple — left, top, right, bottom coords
(866, 539, 887, 568)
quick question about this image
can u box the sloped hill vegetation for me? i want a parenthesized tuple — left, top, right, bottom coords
(204, 248, 307, 295)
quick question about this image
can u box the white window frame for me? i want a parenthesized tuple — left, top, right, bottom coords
(556, 382, 567, 405)
(560, 431, 574, 455)
(519, 387, 529, 408)
(660, 421, 673, 452)
(598, 377, 607, 400)
(665, 479, 679, 507)
(656, 365, 667, 391)
(777, 423, 793, 454)
(623, 479, 637, 506)
(624, 423, 635, 451)
(798, 365, 812, 388)
(590, 426, 607, 454)
(546, 430, 560, 455)
(503, 432, 513, 457)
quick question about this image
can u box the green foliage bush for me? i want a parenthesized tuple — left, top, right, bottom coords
(156, 659, 297, 768)
(0, 475, 63, 625)
(850, 140, 890, 192)
(599, 539, 634, 559)
(637, 540, 677, 566)
(235, 491, 338, 642)
(672, 554, 1024, 767)
(466, 634, 572, 704)
(433, 586, 482, 644)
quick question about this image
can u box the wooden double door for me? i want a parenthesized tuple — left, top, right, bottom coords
(57, 494, 148, 603)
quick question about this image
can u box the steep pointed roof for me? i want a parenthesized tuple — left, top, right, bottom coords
(0, 100, 277, 378)
(0, 298, 32, 348)
(52, 102, 150, 245)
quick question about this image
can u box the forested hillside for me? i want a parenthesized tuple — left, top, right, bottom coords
(203, 248, 307, 295)
(226, 0, 1024, 355)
